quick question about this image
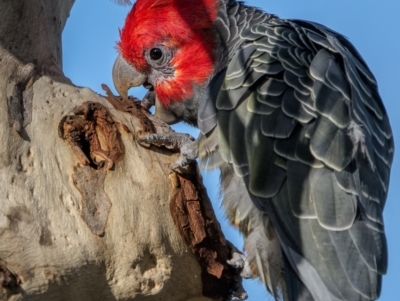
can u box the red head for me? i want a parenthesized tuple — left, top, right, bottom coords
(118, 0, 219, 106)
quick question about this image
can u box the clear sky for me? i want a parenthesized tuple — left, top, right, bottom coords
(63, 1, 399, 300)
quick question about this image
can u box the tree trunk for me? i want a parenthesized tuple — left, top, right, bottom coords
(0, 1, 239, 300)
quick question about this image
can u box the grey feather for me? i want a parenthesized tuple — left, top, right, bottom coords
(242, 69, 265, 86)
(261, 108, 297, 138)
(294, 127, 324, 168)
(293, 90, 315, 112)
(334, 165, 358, 195)
(312, 80, 350, 128)
(254, 51, 278, 64)
(307, 219, 371, 300)
(298, 76, 314, 92)
(357, 149, 384, 204)
(273, 126, 299, 161)
(278, 47, 303, 69)
(325, 57, 351, 100)
(226, 44, 257, 80)
(257, 78, 287, 97)
(284, 70, 307, 92)
(281, 252, 314, 301)
(310, 116, 353, 171)
(247, 110, 287, 198)
(247, 91, 276, 115)
(310, 168, 357, 230)
(348, 220, 388, 274)
(257, 61, 285, 75)
(286, 161, 316, 218)
(306, 31, 337, 52)
(198, 69, 226, 134)
(218, 85, 250, 110)
(282, 90, 314, 123)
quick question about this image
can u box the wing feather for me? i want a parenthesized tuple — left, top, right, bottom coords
(209, 16, 393, 301)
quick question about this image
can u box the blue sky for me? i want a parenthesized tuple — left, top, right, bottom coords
(63, 1, 399, 300)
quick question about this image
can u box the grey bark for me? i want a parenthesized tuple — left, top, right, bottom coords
(0, 1, 216, 300)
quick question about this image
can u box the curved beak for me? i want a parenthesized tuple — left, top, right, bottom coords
(112, 54, 146, 100)
(112, 55, 179, 125)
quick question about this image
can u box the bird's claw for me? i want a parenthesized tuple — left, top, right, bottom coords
(220, 241, 250, 301)
(141, 90, 155, 110)
(226, 279, 248, 301)
(138, 132, 198, 169)
(227, 241, 253, 279)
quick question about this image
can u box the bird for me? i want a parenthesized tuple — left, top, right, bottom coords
(112, 0, 394, 300)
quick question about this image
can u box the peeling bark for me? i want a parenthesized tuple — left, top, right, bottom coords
(58, 102, 125, 170)
(169, 171, 238, 299)
(102, 84, 156, 135)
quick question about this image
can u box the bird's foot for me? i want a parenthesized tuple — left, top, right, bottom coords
(224, 241, 250, 301)
(227, 241, 253, 279)
(138, 132, 197, 169)
(226, 276, 248, 301)
(140, 89, 155, 110)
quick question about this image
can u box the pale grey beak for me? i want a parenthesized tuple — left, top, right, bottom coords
(112, 54, 146, 100)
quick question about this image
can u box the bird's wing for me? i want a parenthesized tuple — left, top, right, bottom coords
(215, 18, 393, 300)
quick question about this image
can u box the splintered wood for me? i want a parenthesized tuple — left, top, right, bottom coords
(100, 86, 245, 300)
(58, 101, 125, 170)
(59, 102, 124, 236)
(101, 84, 155, 134)
(169, 171, 241, 299)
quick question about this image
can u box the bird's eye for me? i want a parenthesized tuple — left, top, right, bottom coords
(150, 48, 163, 60)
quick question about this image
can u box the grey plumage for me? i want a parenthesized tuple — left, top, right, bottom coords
(199, 1, 393, 300)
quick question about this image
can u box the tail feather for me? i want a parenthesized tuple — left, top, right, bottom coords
(245, 216, 315, 301)
(281, 251, 313, 301)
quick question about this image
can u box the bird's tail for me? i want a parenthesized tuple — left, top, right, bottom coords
(281, 252, 314, 301)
